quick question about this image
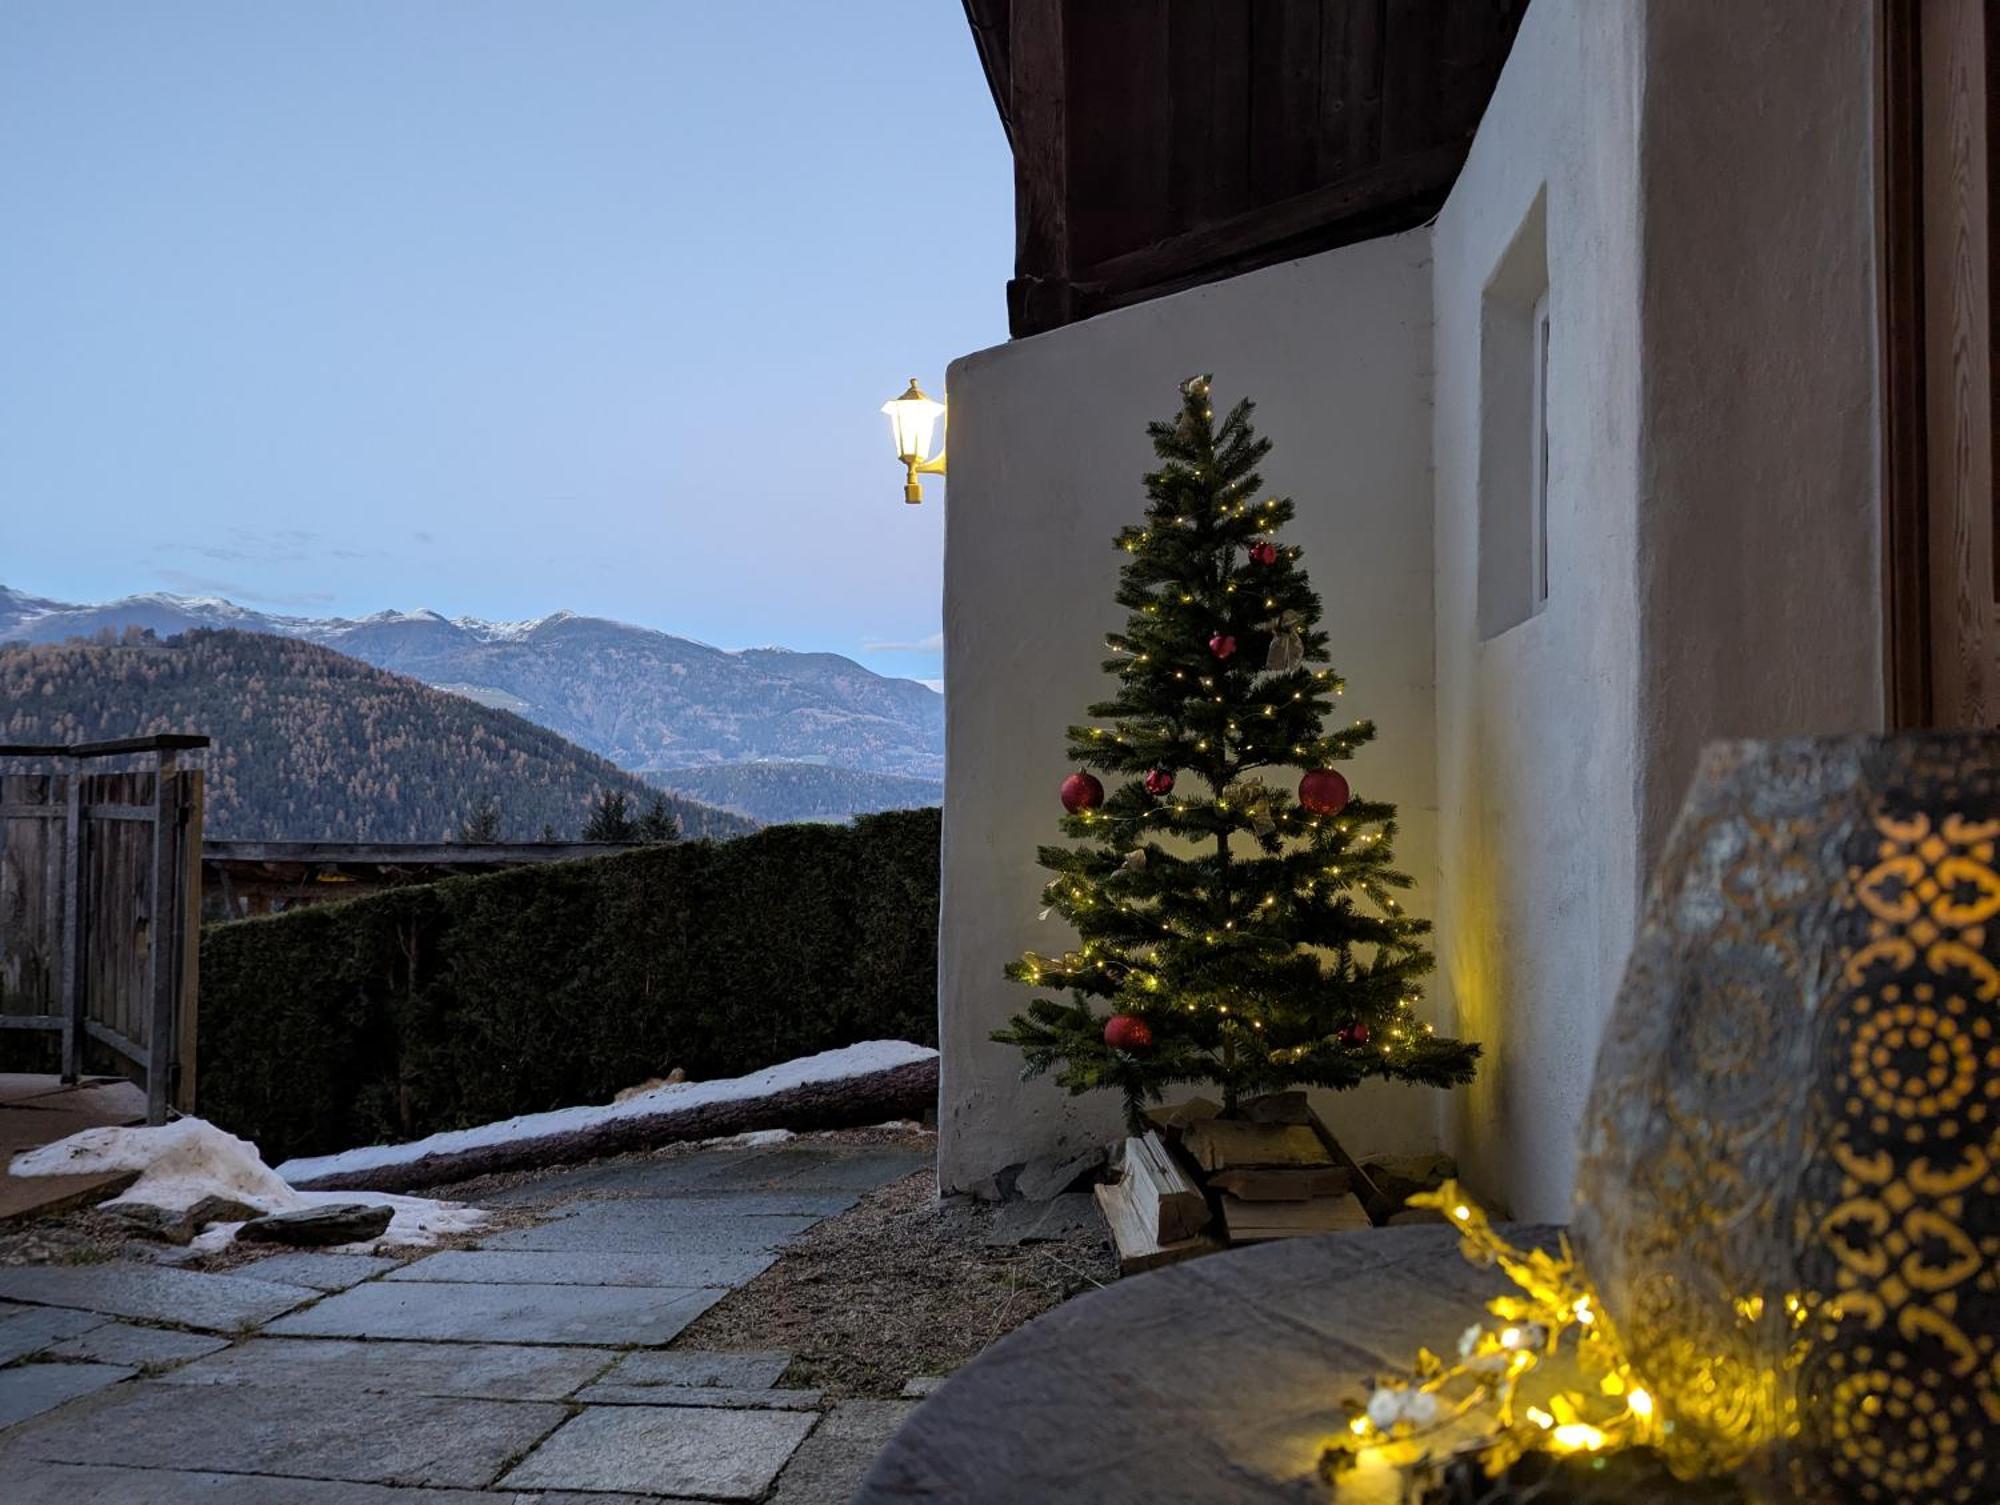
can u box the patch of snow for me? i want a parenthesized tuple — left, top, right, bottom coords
(9, 1118, 484, 1250)
(276, 1040, 937, 1185)
(698, 1128, 795, 1151)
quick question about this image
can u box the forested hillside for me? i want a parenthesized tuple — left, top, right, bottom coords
(0, 630, 753, 842)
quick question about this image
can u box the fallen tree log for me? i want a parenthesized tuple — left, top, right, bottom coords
(279, 1043, 938, 1194)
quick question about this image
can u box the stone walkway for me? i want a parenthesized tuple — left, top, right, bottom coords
(0, 1137, 930, 1502)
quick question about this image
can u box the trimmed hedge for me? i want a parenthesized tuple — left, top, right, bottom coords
(199, 808, 940, 1163)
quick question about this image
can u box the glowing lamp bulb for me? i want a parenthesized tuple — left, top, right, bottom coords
(882, 378, 947, 503)
(1551, 1423, 1607, 1453)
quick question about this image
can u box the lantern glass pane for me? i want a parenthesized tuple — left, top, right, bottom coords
(882, 394, 944, 463)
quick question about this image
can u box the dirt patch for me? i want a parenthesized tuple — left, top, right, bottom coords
(0, 1207, 130, 1267)
(676, 1168, 1116, 1397)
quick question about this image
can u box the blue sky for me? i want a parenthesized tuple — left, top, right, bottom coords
(0, 2, 1009, 685)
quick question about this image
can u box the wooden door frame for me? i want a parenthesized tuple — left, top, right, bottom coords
(1882, 0, 1933, 729)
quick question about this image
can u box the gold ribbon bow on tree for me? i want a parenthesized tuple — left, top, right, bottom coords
(1262, 610, 1305, 673)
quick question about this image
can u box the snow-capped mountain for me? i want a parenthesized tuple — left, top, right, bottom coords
(0, 586, 944, 780)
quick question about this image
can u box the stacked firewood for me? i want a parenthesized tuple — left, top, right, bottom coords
(1093, 1091, 1386, 1274)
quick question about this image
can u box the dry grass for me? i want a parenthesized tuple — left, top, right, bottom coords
(677, 1166, 1116, 1397)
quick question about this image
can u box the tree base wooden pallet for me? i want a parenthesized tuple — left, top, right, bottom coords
(1095, 1093, 1396, 1274)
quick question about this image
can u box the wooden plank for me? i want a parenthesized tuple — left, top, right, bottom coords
(960, 0, 1014, 141)
(59, 767, 84, 1080)
(145, 753, 180, 1122)
(1182, 1120, 1331, 1174)
(1123, 1131, 1210, 1243)
(1063, 0, 1171, 271)
(1093, 1181, 1220, 1276)
(1248, 0, 1323, 205)
(79, 803, 158, 823)
(1882, 0, 1935, 728)
(1075, 142, 1467, 305)
(1166, 0, 1251, 235)
(1219, 1190, 1370, 1242)
(1320, 0, 1387, 180)
(1923, 0, 1996, 723)
(0, 734, 209, 759)
(1007, 0, 1070, 334)
(174, 767, 203, 1114)
(83, 1016, 146, 1069)
(1209, 1164, 1351, 1201)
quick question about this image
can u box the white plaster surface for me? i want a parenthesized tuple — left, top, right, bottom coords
(1430, 0, 1884, 1221)
(939, 0, 1888, 1220)
(939, 232, 1443, 1192)
(1429, 0, 1647, 1223)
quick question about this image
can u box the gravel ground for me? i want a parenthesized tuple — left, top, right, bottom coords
(677, 1162, 1117, 1397)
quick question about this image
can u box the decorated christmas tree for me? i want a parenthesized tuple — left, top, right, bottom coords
(995, 376, 1479, 1129)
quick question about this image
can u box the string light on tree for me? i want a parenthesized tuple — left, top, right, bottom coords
(995, 375, 1480, 1125)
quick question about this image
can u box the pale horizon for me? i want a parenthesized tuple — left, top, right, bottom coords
(0, 2, 1010, 685)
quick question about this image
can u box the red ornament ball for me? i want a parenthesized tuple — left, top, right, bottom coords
(1338, 1021, 1371, 1047)
(1298, 768, 1351, 816)
(1208, 633, 1238, 660)
(1104, 1014, 1154, 1053)
(1249, 540, 1279, 567)
(1144, 768, 1175, 797)
(1060, 771, 1105, 813)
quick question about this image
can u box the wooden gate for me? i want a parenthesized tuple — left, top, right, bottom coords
(0, 735, 208, 1123)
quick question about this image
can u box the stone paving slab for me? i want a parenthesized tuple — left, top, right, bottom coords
(575, 1382, 824, 1409)
(738, 1147, 931, 1192)
(481, 1146, 786, 1205)
(161, 1336, 611, 1401)
(566, 1187, 864, 1217)
(263, 1279, 725, 1345)
(236, 1251, 401, 1291)
(0, 1464, 676, 1505)
(43, 1321, 229, 1368)
(599, 1348, 792, 1389)
(770, 1399, 920, 1505)
(387, 1247, 776, 1289)
(478, 1204, 818, 1254)
(0, 1303, 106, 1363)
(500, 1403, 818, 1498)
(11, 1376, 568, 1487)
(0, 1361, 136, 1428)
(0, 1262, 317, 1332)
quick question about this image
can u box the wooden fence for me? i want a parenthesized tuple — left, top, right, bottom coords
(0, 736, 208, 1122)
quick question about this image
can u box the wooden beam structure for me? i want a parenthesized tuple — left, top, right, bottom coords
(962, 0, 1528, 337)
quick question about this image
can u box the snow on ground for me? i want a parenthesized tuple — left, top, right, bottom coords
(276, 1039, 937, 1186)
(9, 1118, 485, 1250)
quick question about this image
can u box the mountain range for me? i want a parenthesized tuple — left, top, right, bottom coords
(1, 587, 944, 815)
(0, 628, 753, 843)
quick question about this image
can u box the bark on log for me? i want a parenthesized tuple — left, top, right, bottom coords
(288, 1055, 939, 1194)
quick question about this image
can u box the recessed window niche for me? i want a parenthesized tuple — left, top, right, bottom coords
(1476, 191, 1551, 641)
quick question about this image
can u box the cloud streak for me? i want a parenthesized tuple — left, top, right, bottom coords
(863, 630, 944, 654)
(154, 569, 336, 608)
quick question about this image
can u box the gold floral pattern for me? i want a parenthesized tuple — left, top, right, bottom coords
(1574, 737, 2000, 1503)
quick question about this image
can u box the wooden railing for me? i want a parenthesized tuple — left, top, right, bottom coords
(0, 736, 208, 1122)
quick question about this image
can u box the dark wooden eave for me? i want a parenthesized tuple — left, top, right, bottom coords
(961, 0, 1528, 338)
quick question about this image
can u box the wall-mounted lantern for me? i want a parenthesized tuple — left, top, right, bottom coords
(882, 378, 947, 504)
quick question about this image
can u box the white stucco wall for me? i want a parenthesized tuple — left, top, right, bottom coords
(1430, 0, 1647, 1223)
(1430, 0, 1883, 1222)
(941, 0, 1887, 1217)
(938, 232, 1442, 1192)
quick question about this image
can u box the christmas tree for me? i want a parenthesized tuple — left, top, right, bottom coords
(995, 376, 1479, 1128)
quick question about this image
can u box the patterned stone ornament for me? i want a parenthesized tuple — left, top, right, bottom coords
(1573, 735, 2000, 1505)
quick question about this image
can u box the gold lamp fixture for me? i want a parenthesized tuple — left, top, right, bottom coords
(882, 378, 946, 504)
